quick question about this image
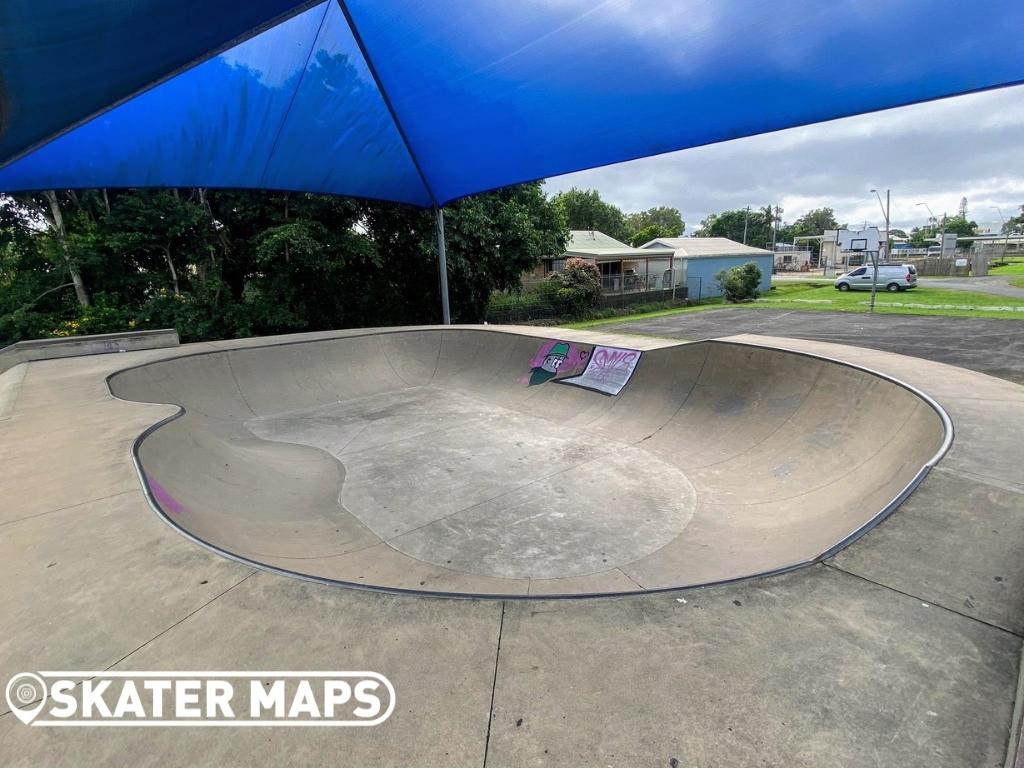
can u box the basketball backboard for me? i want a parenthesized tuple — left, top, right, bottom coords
(836, 227, 880, 252)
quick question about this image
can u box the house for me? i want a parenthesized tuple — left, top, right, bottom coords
(772, 243, 814, 272)
(540, 231, 679, 294)
(639, 237, 774, 299)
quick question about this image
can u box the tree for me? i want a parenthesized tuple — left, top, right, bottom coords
(910, 214, 978, 247)
(627, 223, 677, 247)
(777, 207, 839, 258)
(362, 182, 567, 324)
(40, 192, 91, 307)
(696, 208, 773, 248)
(943, 215, 979, 243)
(104, 190, 215, 296)
(0, 182, 567, 345)
(625, 206, 683, 242)
(552, 188, 629, 242)
(1004, 205, 1024, 234)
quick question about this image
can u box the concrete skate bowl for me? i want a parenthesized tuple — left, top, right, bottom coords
(108, 328, 951, 598)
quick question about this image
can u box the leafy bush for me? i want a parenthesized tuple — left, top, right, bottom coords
(48, 293, 134, 338)
(546, 257, 602, 316)
(715, 261, 763, 302)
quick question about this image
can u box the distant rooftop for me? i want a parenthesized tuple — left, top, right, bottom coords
(564, 230, 673, 258)
(640, 237, 773, 258)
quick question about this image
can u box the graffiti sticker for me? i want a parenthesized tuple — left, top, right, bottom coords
(524, 339, 590, 386)
(561, 345, 641, 395)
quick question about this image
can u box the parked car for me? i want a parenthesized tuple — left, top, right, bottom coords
(834, 264, 918, 292)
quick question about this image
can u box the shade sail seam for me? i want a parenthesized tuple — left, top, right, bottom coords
(0, 0, 326, 172)
(258, 3, 333, 187)
(334, 0, 438, 206)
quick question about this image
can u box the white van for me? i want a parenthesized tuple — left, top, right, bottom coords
(834, 264, 918, 292)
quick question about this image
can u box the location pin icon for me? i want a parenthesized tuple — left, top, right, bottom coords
(5, 673, 47, 725)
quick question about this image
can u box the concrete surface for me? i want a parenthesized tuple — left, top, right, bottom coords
(0, 328, 179, 374)
(601, 307, 1024, 385)
(0, 324, 1022, 767)
(107, 328, 945, 596)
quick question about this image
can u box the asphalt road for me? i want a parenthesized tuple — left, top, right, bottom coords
(601, 307, 1024, 384)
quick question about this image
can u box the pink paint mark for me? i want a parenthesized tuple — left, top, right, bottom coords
(148, 477, 185, 515)
(526, 340, 590, 380)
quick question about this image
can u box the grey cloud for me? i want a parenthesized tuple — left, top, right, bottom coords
(544, 85, 1024, 235)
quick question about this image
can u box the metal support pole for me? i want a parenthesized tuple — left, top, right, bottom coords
(434, 206, 451, 325)
(868, 249, 879, 313)
(869, 188, 890, 313)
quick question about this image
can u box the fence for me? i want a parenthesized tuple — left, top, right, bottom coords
(773, 250, 814, 272)
(840, 253, 973, 276)
(890, 256, 971, 277)
(598, 272, 681, 294)
(486, 280, 698, 324)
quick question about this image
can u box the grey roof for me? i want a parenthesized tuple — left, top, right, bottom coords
(639, 237, 773, 258)
(564, 230, 674, 259)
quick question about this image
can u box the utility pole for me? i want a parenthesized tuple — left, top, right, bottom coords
(742, 206, 750, 245)
(771, 204, 783, 252)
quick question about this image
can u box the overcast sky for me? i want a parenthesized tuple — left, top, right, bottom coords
(544, 84, 1024, 237)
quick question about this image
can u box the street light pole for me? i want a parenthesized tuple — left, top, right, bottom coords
(916, 202, 936, 239)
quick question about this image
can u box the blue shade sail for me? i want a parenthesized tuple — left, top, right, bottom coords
(0, 0, 312, 161)
(0, 2, 430, 205)
(2, 0, 1023, 206)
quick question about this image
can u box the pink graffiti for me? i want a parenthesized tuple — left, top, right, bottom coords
(526, 339, 589, 374)
(587, 348, 639, 382)
(148, 477, 185, 515)
(593, 348, 638, 369)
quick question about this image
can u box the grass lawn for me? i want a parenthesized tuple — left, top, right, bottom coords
(564, 280, 1024, 329)
(990, 256, 1024, 276)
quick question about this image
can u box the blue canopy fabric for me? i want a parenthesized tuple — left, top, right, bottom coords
(2, 0, 1023, 207)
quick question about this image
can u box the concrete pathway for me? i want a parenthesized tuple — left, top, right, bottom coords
(0, 327, 1022, 767)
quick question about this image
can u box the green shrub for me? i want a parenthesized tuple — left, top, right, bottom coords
(546, 257, 602, 316)
(47, 293, 134, 338)
(715, 262, 763, 302)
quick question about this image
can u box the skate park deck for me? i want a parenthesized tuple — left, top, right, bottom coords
(1, 325, 1022, 767)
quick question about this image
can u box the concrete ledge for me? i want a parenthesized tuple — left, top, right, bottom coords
(0, 329, 179, 374)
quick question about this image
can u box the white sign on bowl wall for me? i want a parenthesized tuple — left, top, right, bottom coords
(561, 345, 642, 396)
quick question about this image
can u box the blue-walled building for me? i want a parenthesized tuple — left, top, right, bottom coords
(640, 238, 774, 300)
(537, 231, 773, 301)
